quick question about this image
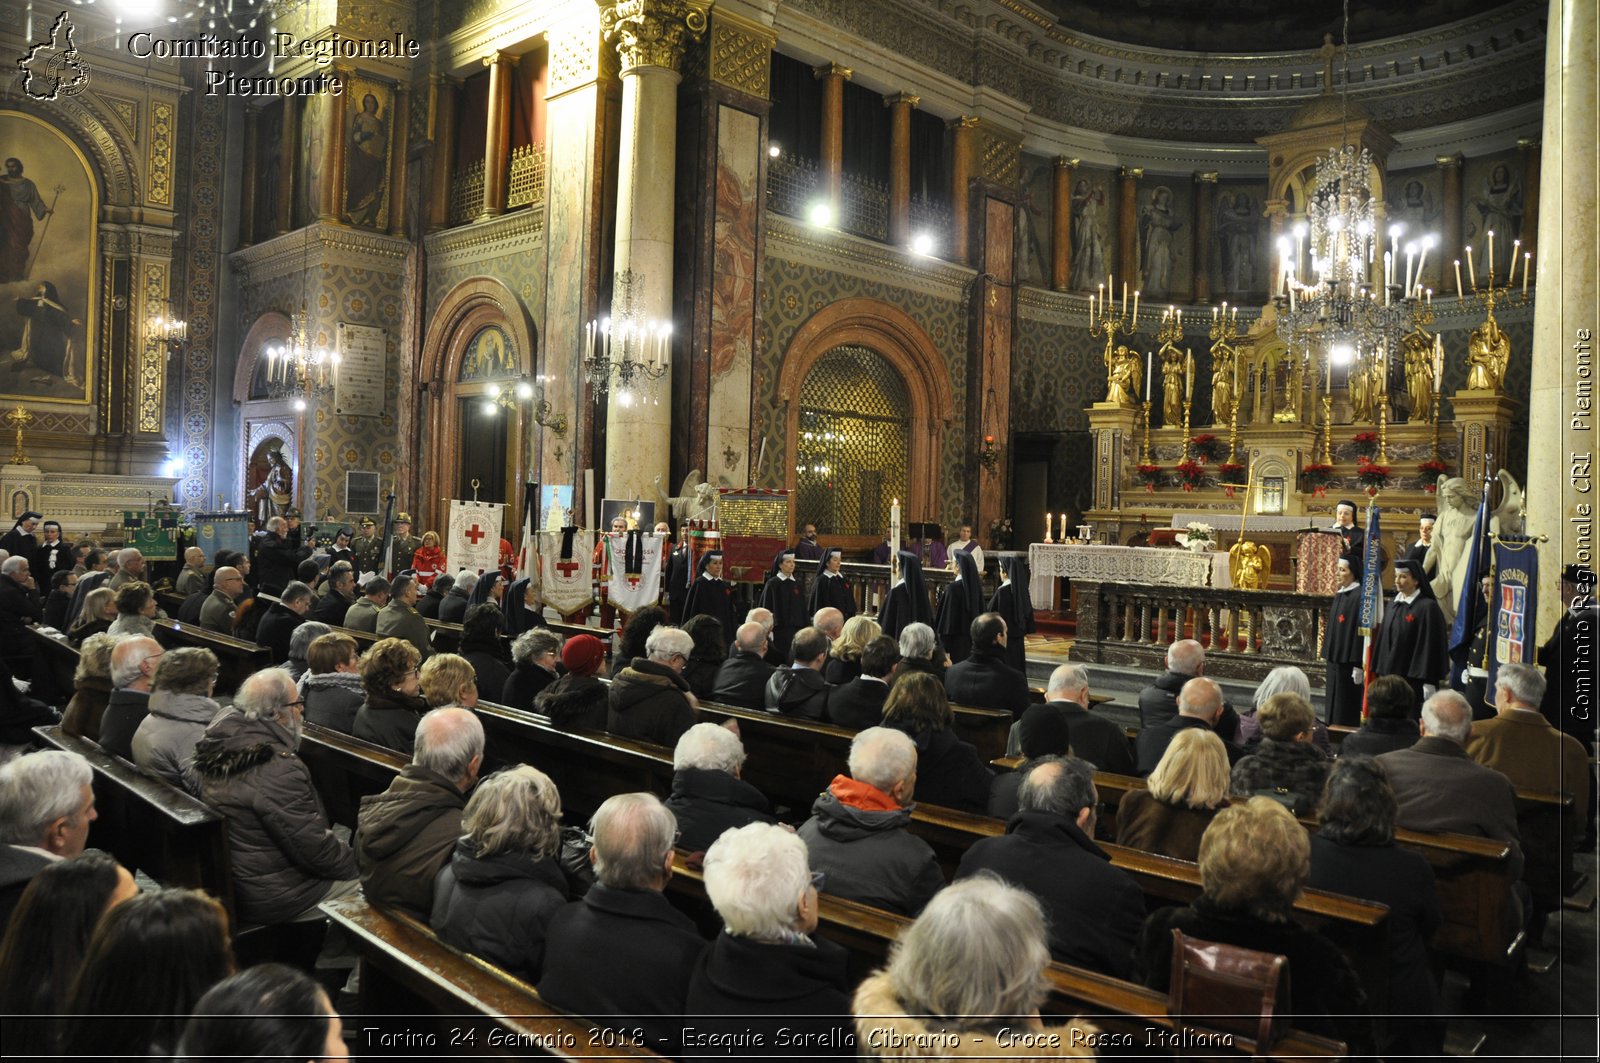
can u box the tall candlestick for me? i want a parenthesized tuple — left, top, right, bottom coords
(1045, 512, 1052, 543)
(1466, 245, 1476, 290)
(1454, 260, 1463, 299)
(1507, 240, 1521, 288)
(1523, 252, 1531, 296)
(1145, 351, 1153, 402)
(1185, 350, 1194, 400)
(1132, 290, 1140, 322)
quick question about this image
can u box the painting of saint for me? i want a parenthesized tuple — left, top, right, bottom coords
(343, 82, 391, 229)
(1216, 191, 1260, 295)
(1138, 185, 1183, 299)
(1069, 178, 1108, 291)
(0, 111, 96, 404)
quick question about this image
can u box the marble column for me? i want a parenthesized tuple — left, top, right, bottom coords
(886, 92, 918, 246)
(1437, 154, 1463, 281)
(601, 0, 708, 501)
(238, 107, 258, 247)
(1519, 136, 1541, 266)
(1119, 167, 1142, 287)
(319, 81, 348, 223)
(1192, 171, 1217, 304)
(276, 98, 298, 234)
(1053, 157, 1075, 291)
(426, 76, 459, 231)
(1527, 0, 1597, 643)
(387, 86, 410, 237)
(481, 52, 518, 219)
(949, 116, 978, 263)
(816, 63, 851, 219)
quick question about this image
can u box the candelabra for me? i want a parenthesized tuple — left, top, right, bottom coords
(583, 270, 673, 405)
(1209, 302, 1241, 454)
(1089, 274, 1140, 407)
(1455, 230, 1531, 394)
(483, 374, 569, 435)
(1140, 400, 1153, 464)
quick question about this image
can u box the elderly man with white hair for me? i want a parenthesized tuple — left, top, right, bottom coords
(664, 722, 776, 851)
(798, 726, 943, 916)
(95, 635, 162, 760)
(687, 822, 853, 1051)
(0, 749, 96, 926)
(0, 553, 42, 653)
(1136, 675, 1243, 776)
(191, 668, 358, 925)
(106, 547, 146, 591)
(539, 793, 704, 1056)
(1138, 639, 1241, 738)
(1379, 690, 1523, 880)
(607, 625, 698, 747)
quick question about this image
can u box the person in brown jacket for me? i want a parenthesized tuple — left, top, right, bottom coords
(59, 633, 116, 742)
(1115, 727, 1230, 862)
(355, 707, 484, 920)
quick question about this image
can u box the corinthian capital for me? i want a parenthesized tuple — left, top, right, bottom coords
(600, 0, 710, 73)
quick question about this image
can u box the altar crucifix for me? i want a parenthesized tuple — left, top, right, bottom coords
(6, 406, 34, 466)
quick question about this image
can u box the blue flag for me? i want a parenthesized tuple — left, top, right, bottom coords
(1449, 475, 1492, 652)
(1358, 503, 1384, 635)
(1488, 538, 1539, 689)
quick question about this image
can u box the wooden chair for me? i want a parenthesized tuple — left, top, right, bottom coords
(1167, 929, 1290, 1056)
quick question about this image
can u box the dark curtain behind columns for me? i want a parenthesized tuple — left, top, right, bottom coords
(910, 109, 948, 207)
(769, 52, 822, 161)
(841, 80, 889, 185)
(454, 69, 490, 168)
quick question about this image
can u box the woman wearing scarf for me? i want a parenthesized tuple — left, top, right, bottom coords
(986, 555, 1035, 676)
(503, 575, 543, 637)
(806, 548, 856, 620)
(466, 571, 506, 630)
(933, 551, 984, 664)
(876, 550, 932, 640)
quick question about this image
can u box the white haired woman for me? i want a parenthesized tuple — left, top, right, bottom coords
(665, 723, 776, 851)
(607, 625, 698, 747)
(688, 822, 852, 1053)
(853, 874, 1097, 1057)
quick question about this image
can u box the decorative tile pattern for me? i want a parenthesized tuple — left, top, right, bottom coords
(175, 85, 226, 508)
(148, 101, 173, 206)
(709, 18, 773, 98)
(139, 262, 165, 432)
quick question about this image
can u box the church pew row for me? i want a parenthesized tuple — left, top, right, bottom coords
(31, 725, 238, 920)
(320, 893, 666, 1060)
(28, 626, 82, 707)
(295, 710, 1394, 1009)
(152, 618, 272, 695)
(662, 856, 1348, 1060)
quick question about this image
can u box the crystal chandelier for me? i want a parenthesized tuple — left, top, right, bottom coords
(582, 271, 671, 407)
(263, 243, 338, 410)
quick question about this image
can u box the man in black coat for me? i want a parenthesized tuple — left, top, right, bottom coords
(256, 581, 312, 664)
(416, 572, 453, 620)
(764, 626, 830, 720)
(538, 794, 705, 1056)
(944, 612, 1032, 717)
(828, 635, 897, 730)
(1023, 662, 1133, 775)
(664, 724, 777, 851)
(0, 555, 43, 655)
(1136, 676, 1244, 775)
(711, 621, 776, 711)
(955, 756, 1145, 979)
(254, 515, 312, 596)
(1137, 638, 1241, 740)
(312, 565, 358, 627)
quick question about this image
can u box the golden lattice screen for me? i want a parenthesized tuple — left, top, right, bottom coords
(796, 345, 910, 536)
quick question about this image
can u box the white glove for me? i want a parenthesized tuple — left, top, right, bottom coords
(1351, 667, 1364, 686)
(1423, 683, 1437, 699)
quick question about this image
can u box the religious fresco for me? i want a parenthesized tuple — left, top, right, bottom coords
(343, 77, 393, 230)
(1461, 149, 1526, 280)
(1016, 155, 1054, 288)
(458, 324, 517, 382)
(1384, 165, 1446, 292)
(0, 111, 97, 405)
(707, 106, 761, 487)
(1212, 182, 1269, 301)
(296, 95, 329, 228)
(1068, 167, 1115, 292)
(1136, 178, 1191, 302)
(254, 103, 284, 241)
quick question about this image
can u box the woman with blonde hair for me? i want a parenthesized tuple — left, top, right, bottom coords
(61, 632, 117, 741)
(854, 874, 1096, 1057)
(825, 614, 880, 684)
(1136, 798, 1372, 1051)
(68, 586, 116, 644)
(1114, 727, 1230, 861)
(420, 652, 479, 710)
(430, 765, 569, 981)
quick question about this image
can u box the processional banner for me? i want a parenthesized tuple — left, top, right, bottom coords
(446, 500, 504, 574)
(538, 528, 596, 616)
(606, 531, 666, 617)
(1489, 538, 1539, 690)
(192, 513, 251, 564)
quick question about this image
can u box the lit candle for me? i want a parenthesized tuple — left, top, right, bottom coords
(1212, 306, 1219, 324)
(1059, 514, 1069, 541)
(1045, 512, 1052, 542)
(1383, 251, 1392, 291)
(1145, 351, 1154, 401)
(1507, 240, 1521, 288)
(1413, 243, 1428, 295)
(1404, 245, 1415, 293)
(1132, 289, 1140, 322)
(1177, 308, 1182, 327)
(1185, 350, 1194, 400)
(1466, 245, 1476, 290)
(1433, 334, 1443, 390)
(1523, 252, 1531, 296)
(1454, 260, 1464, 299)
(1487, 230, 1495, 277)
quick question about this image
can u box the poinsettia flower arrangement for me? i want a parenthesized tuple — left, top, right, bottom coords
(1351, 431, 1379, 459)
(1175, 459, 1206, 491)
(1301, 463, 1336, 497)
(1416, 458, 1448, 491)
(1189, 434, 1223, 462)
(1356, 456, 1390, 491)
(1135, 463, 1164, 490)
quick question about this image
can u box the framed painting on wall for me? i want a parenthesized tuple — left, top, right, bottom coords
(0, 110, 98, 405)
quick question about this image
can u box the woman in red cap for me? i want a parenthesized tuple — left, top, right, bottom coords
(534, 633, 609, 732)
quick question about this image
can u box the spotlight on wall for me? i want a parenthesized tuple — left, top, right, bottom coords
(807, 201, 833, 228)
(164, 455, 186, 478)
(293, 398, 307, 412)
(768, 143, 782, 158)
(911, 232, 935, 256)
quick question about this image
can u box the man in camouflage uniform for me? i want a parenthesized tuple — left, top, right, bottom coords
(351, 516, 382, 576)
(390, 512, 422, 575)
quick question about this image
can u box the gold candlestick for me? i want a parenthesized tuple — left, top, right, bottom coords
(5, 406, 33, 466)
(1140, 400, 1153, 464)
(1090, 276, 1140, 406)
(1375, 345, 1391, 465)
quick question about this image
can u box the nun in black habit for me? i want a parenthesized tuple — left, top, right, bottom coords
(986, 555, 1035, 676)
(806, 547, 857, 620)
(681, 551, 737, 642)
(1321, 554, 1366, 727)
(933, 551, 984, 664)
(876, 550, 932, 639)
(466, 570, 507, 630)
(758, 551, 806, 662)
(1374, 557, 1450, 706)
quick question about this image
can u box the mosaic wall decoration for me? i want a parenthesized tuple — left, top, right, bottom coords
(174, 87, 227, 508)
(757, 254, 968, 530)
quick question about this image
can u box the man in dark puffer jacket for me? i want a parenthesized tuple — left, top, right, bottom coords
(191, 668, 358, 926)
(607, 626, 697, 748)
(355, 708, 484, 919)
(664, 723, 777, 851)
(1229, 693, 1330, 814)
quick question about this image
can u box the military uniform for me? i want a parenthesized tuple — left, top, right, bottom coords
(351, 518, 383, 575)
(199, 589, 236, 635)
(390, 515, 422, 574)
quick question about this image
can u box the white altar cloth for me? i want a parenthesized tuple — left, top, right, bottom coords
(1168, 513, 1326, 533)
(1028, 542, 1230, 605)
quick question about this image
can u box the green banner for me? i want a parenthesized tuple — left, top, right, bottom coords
(122, 510, 180, 561)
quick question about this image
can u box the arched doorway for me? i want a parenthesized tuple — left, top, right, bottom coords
(453, 324, 519, 510)
(794, 346, 912, 538)
(779, 298, 953, 548)
(233, 312, 302, 522)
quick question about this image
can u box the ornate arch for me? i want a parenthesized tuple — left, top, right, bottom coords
(778, 298, 954, 541)
(415, 278, 537, 532)
(233, 311, 294, 404)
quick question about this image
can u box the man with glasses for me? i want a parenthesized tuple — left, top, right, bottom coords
(95, 635, 163, 760)
(192, 667, 359, 928)
(200, 566, 246, 635)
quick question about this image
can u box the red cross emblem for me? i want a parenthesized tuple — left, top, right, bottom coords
(1405, 613, 1416, 623)
(556, 558, 582, 577)
(1338, 614, 1345, 623)
(465, 524, 486, 546)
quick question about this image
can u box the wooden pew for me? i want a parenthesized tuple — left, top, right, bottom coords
(321, 893, 665, 1059)
(298, 724, 408, 830)
(947, 702, 1011, 762)
(32, 724, 236, 918)
(664, 855, 1347, 1060)
(152, 618, 271, 695)
(28, 626, 81, 707)
(324, 622, 384, 652)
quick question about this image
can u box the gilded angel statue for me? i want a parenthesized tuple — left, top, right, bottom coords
(1229, 540, 1272, 591)
(1465, 317, 1510, 391)
(1105, 344, 1142, 407)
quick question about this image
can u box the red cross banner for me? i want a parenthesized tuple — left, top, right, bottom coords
(447, 500, 505, 575)
(538, 528, 597, 617)
(607, 531, 666, 617)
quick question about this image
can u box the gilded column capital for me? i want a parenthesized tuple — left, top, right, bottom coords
(814, 62, 853, 81)
(1057, 156, 1079, 170)
(884, 92, 921, 109)
(1435, 153, 1463, 169)
(600, 0, 709, 74)
(482, 51, 520, 70)
(949, 115, 981, 130)
(1517, 136, 1541, 151)
(1194, 171, 1219, 183)
(1120, 166, 1144, 180)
